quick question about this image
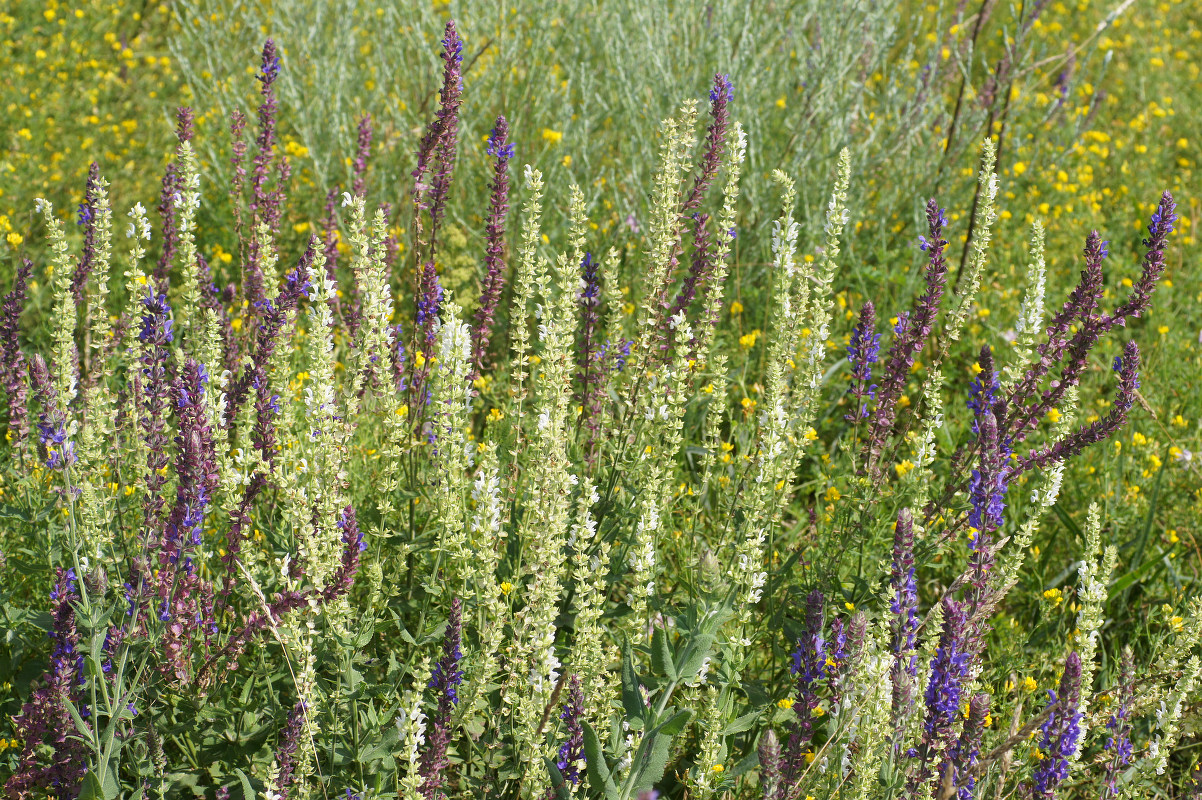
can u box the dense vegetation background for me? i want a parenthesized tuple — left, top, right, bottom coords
(0, 0, 1199, 797)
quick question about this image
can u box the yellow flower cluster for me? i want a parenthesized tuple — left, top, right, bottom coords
(1, 1, 180, 227)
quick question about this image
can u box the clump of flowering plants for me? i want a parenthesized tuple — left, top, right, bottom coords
(0, 20, 1197, 800)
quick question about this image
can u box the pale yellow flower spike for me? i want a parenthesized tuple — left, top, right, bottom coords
(947, 137, 1000, 341)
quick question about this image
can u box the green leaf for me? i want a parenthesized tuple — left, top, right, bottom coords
(1051, 501, 1084, 540)
(0, 504, 30, 521)
(626, 709, 695, 794)
(238, 673, 256, 704)
(675, 633, 716, 681)
(656, 707, 694, 737)
(621, 645, 646, 725)
(64, 698, 97, 747)
(630, 730, 672, 794)
(234, 767, 257, 800)
(354, 621, 375, 648)
(359, 724, 401, 763)
(583, 721, 619, 800)
(79, 772, 105, 800)
(1110, 556, 1159, 596)
(88, 626, 108, 680)
(722, 711, 759, 735)
(651, 625, 675, 681)
(729, 746, 761, 777)
(764, 548, 803, 600)
(78, 767, 119, 800)
(0, 502, 55, 523)
(545, 757, 572, 800)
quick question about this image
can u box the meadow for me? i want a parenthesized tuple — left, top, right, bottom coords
(0, 0, 1199, 798)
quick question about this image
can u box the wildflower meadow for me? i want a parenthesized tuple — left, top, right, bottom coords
(1, 1, 1200, 798)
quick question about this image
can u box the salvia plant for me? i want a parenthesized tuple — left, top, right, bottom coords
(0, 19, 1196, 800)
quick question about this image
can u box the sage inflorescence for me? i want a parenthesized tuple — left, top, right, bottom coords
(0, 16, 1195, 800)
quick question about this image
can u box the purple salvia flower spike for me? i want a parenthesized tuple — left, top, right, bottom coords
(0, 259, 32, 446)
(965, 345, 1010, 610)
(72, 162, 102, 304)
(909, 597, 971, 792)
(154, 108, 195, 294)
(667, 213, 713, 364)
(420, 597, 464, 799)
(0, 258, 31, 379)
(845, 300, 881, 422)
(4, 568, 89, 796)
(867, 199, 949, 475)
(321, 505, 366, 602)
(1005, 230, 1108, 440)
(1113, 190, 1175, 323)
(682, 73, 733, 214)
(938, 692, 989, 800)
(415, 260, 444, 363)
(966, 345, 1001, 438)
(321, 186, 342, 268)
(577, 252, 605, 461)
(156, 162, 182, 293)
(1100, 648, 1135, 799)
(137, 289, 174, 543)
(1005, 193, 1172, 449)
(1026, 651, 1083, 798)
(164, 359, 218, 564)
(226, 239, 315, 458)
(843, 611, 869, 682)
(672, 213, 711, 320)
(352, 113, 373, 198)
(1017, 340, 1141, 472)
(780, 589, 826, 788)
(412, 20, 464, 264)
(556, 674, 586, 785)
(229, 108, 249, 266)
(176, 104, 195, 144)
(272, 700, 308, 797)
(246, 39, 285, 307)
(826, 617, 849, 710)
(152, 359, 222, 673)
(29, 354, 76, 472)
(427, 24, 463, 249)
(471, 115, 513, 377)
(890, 508, 920, 743)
